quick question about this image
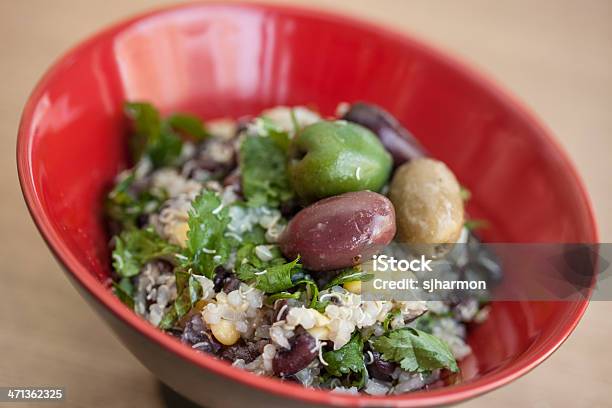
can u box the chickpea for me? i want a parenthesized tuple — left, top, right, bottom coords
(210, 319, 240, 346)
(389, 158, 464, 255)
(343, 280, 362, 294)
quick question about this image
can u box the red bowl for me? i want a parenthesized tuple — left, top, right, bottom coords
(17, 2, 597, 407)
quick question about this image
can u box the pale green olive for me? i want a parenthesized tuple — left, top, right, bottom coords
(389, 158, 464, 254)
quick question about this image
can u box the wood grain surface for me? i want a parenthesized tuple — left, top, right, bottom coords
(1, 1, 610, 407)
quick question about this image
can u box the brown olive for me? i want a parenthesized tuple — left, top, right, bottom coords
(279, 191, 396, 271)
(389, 158, 464, 252)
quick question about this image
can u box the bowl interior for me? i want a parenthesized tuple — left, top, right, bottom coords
(18, 3, 596, 404)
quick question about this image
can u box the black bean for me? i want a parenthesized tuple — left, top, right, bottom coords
(235, 115, 254, 136)
(222, 169, 242, 195)
(274, 299, 289, 321)
(180, 315, 222, 354)
(213, 267, 239, 293)
(222, 275, 241, 294)
(220, 340, 267, 364)
(272, 331, 317, 377)
(367, 350, 397, 382)
(342, 102, 426, 166)
(154, 260, 174, 275)
(136, 213, 149, 228)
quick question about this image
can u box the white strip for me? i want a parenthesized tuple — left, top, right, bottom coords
(318, 341, 329, 366)
(212, 203, 224, 215)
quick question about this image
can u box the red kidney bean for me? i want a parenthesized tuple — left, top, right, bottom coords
(342, 102, 426, 166)
(272, 331, 317, 377)
(279, 191, 396, 271)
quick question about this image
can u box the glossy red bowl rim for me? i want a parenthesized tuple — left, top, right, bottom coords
(16, 2, 598, 407)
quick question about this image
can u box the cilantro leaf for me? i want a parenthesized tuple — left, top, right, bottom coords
(460, 185, 471, 201)
(124, 102, 195, 168)
(167, 113, 209, 140)
(464, 218, 489, 231)
(382, 309, 402, 332)
(372, 328, 458, 373)
(186, 191, 231, 278)
(323, 333, 367, 387)
(323, 266, 374, 290)
(147, 126, 183, 168)
(266, 291, 302, 303)
(158, 308, 177, 330)
(239, 133, 294, 207)
(124, 102, 161, 163)
(237, 254, 300, 293)
(112, 278, 134, 309)
(112, 229, 180, 278)
(105, 171, 165, 229)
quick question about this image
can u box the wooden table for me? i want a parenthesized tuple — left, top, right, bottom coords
(1, 1, 610, 406)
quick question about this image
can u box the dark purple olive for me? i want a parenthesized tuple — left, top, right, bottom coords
(279, 191, 396, 271)
(272, 331, 317, 377)
(342, 102, 426, 166)
(367, 350, 397, 381)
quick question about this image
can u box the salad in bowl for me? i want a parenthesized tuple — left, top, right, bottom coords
(106, 101, 497, 395)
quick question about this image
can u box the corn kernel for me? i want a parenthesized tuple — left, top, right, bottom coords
(210, 319, 240, 346)
(171, 222, 190, 248)
(343, 280, 362, 294)
(307, 326, 330, 341)
(313, 310, 331, 326)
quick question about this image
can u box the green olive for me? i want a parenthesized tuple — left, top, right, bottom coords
(288, 120, 392, 203)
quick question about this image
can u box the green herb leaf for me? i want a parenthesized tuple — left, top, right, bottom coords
(323, 333, 367, 387)
(459, 185, 471, 202)
(266, 291, 302, 303)
(112, 278, 134, 309)
(167, 113, 209, 140)
(112, 229, 180, 278)
(323, 266, 374, 290)
(237, 256, 301, 293)
(124, 102, 161, 163)
(372, 328, 458, 373)
(159, 269, 207, 329)
(239, 134, 293, 207)
(148, 126, 183, 168)
(124, 102, 184, 168)
(186, 191, 231, 278)
(464, 219, 489, 231)
(105, 171, 165, 229)
(158, 308, 177, 330)
(175, 270, 204, 319)
(383, 309, 402, 332)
